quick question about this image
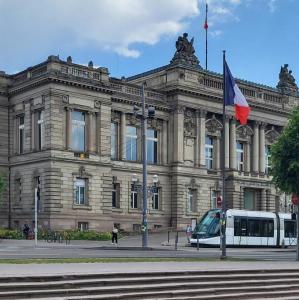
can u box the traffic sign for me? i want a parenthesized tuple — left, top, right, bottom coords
(291, 194, 299, 206)
(216, 196, 222, 207)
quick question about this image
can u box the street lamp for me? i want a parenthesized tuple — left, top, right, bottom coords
(152, 174, 159, 185)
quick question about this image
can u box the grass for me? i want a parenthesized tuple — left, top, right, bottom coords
(0, 257, 252, 264)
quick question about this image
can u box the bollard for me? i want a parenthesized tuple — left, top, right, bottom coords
(175, 231, 178, 250)
(197, 234, 199, 251)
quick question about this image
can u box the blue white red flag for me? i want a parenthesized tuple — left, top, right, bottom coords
(224, 60, 250, 125)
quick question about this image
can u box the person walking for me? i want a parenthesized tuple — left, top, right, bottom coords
(186, 224, 192, 243)
(22, 224, 30, 240)
(111, 226, 118, 245)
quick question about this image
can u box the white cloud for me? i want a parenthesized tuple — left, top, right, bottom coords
(210, 30, 223, 38)
(268, 0, 277, 12)
(0, 0, 200, 66)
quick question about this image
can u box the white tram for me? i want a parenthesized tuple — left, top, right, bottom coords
(190, 209, 297, 247)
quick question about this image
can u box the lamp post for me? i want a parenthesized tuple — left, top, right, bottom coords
(131, 173, 159, 248)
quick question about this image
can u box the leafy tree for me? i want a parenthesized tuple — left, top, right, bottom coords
(271, 105, 299, 194)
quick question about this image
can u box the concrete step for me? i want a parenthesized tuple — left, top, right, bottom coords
(64, 286, 299, 300)
(1, 273, 299, 292)
(0, 281, 299, 299)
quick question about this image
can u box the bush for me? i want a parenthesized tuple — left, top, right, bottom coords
(0, 229, 23, 239)
(0, 228, 112, 241)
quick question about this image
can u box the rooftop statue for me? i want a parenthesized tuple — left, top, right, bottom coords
(170, 33, 200, 67)
(277, 64, 298, 93)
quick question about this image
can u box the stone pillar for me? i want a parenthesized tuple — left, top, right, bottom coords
(199, 110, 206, 167)
(224, 116, 230, 169)
(244, 143, 251, 173)
(87, 112, 94, 152)
(260, 189, 267, 211)
(66, 108, 72, 150)
(215, 137, 220, 170)
(162, 119, 168, 165)
(259, 123, 266, 174)
(229, 119, 237, 170)
(120, 112, 126, 160)
(31, 111, 36, 151)
(252, 122, 259, 174)
(173, 106, 184, 164)
(195, 110, 200, 167)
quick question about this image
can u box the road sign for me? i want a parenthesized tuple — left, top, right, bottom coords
(291, 194, 299, 206)
(216, 196, 222, 207)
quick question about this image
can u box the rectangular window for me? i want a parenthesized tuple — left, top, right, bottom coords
(18, 116, 25, 154)
(74, 178, 86, 205)
(187, 188, 196, 212)
(265, 145, 271, 174)
(78, 222, 89, 231)
(130, 184, 138, 208)
(152, 187, 159, 210)
(244, 189, 255, 210)
(248, 219, 260, 237)
(147, 129, 158, 164)
(15, 179, 22, 202)
(37, 111, 45, 150)
(72, 111, 86, 152)
(211, 190, 217, 209)
(126, 126, 137, 161)
(234, 217, 247, 236)
(285, 220, 296, 238)
(236, 141, 244, 172)
(205, 136, 213, 169)
(112, 183, 120, 208)
(111, 123, 118, 160)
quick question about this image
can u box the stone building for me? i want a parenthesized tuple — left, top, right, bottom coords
(0, 33, 298, 231)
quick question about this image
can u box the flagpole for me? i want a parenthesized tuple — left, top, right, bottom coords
(205, 2, 208, 70)
(221, 50, 227, 259)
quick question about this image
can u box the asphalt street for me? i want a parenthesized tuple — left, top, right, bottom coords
(0, 232, 297, 261)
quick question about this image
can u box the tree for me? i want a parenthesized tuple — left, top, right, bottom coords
(271, 105, 299, 195)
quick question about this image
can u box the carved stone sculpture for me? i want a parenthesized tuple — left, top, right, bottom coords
(277, 64, 298, 93)
(170, 33, 201, 67)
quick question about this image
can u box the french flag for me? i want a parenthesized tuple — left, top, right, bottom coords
(224, 60, 250, 125)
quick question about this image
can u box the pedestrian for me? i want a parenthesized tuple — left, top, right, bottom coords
(22, 224, 30, 240)
(111, 226, 118, 245)
(186, 224, 192, 243)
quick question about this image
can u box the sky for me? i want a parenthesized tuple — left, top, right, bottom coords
(0, 0, 298, 88)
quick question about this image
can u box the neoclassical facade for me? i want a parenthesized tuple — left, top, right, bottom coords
(0, 35, 298, 231)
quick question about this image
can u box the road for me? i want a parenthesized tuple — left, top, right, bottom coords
(0, 232, 297, 261)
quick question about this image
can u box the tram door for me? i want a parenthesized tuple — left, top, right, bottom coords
(233, 217, 248, 246)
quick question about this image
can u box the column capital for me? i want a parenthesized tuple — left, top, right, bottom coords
(196, 109, 207, 118)
(173, 105, 185, 114)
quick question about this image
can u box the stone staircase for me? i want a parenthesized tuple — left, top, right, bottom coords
(1, 269, 299, 299)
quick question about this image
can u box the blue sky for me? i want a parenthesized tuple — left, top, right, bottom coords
(0, 0, 298, 88)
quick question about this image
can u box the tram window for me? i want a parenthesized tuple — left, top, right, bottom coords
(261, 219, 274, 237)
(234, 217, 247, 236)
(248, 219, 260, 237)
(285, 220, 296, 238)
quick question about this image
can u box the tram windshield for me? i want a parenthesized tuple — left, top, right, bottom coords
(193, 209, 221, 238)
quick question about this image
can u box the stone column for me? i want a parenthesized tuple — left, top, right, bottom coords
(215, 137, 220, 170)
(120, 112, 126, 160)
(245, 143, 251, 173)
(229, 119, 237, 170)
(173, 106, 184, 164)
(87, 112, 94, 152)
(195, 110, 200, 167)
(31, 111, 36, 151)
(162, 119, 168, 165)
(259, 123, 266, 174)
(224, 116, 230, 169)
(66, 108, 72, 150)
(252, 122, 259, 174)
(260, 188, 267, 211)
(199, 110, 206, 167)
